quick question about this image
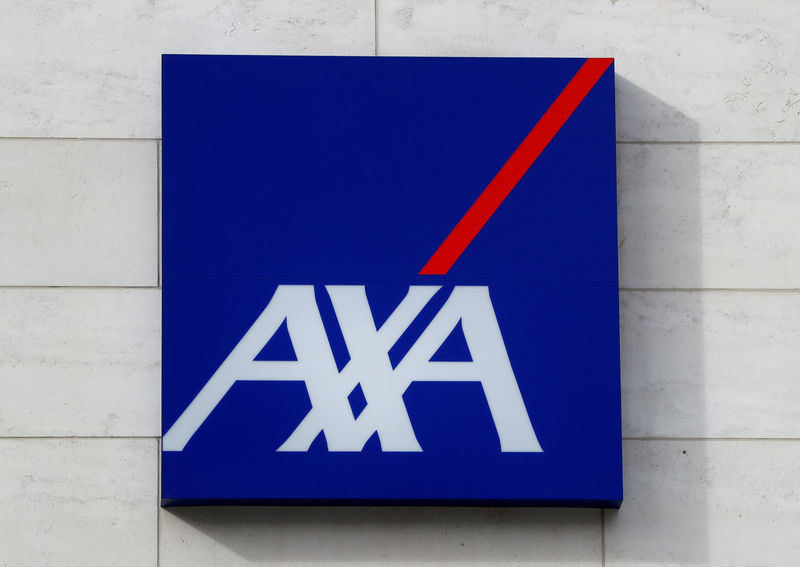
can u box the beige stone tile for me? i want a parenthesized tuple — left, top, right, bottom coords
(619, 144, 800, 289)
(606, 440, 800, 566)
(0, 288, 160, 436)
(0, 438, 158, 567)
(0, 140, 157, 286)
(0, 0, 375, 137)
(621, 291, 800, 438)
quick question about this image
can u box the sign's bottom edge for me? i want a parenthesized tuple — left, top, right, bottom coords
(161, 497, 622, 509)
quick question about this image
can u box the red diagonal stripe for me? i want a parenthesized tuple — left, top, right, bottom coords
(419, 58, 613, 275)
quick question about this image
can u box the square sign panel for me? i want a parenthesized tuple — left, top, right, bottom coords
(162, 55, 621, 507)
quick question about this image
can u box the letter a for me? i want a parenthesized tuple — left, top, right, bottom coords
(163, 286, 355, 451)
(395, 286, 543, 452)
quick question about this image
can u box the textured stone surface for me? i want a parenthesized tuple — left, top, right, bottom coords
(618, 143, 800, 289)
(0, 289, 160, 437)
(0, 0, 375, 138)
(0, 439, 158, 567)
(606, 440, 800, 566)
(621, 290, 800, 438)
(1, 2, 798, 565)
(0, 140, 157, 286)
(379, 0, 800, 141)
(161, 506, 602, 566)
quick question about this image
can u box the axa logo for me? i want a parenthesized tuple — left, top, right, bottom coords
(163, 285, 542, 453)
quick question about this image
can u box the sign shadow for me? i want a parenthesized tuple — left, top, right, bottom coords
(608, 75, 709, 564)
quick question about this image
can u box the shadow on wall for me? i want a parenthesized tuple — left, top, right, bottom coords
(164, 506, 598, 563)
(610, 76, 708, 564)
(164, 75, 709, 565)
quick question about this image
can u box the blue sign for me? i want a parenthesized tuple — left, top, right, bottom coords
(162, 55, 621, 507)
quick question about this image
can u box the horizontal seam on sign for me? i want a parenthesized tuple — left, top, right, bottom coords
(2, 137, 799, 145)
(1, 287, 797, 292)
(1, 436, 797, 441)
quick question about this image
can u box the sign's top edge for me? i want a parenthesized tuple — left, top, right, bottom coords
(161, 53, 614, 63)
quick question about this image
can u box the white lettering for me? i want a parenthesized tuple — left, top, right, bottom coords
(162, 285, 542, 453)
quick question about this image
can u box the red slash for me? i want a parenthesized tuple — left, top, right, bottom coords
(419, 58, 614, 275)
